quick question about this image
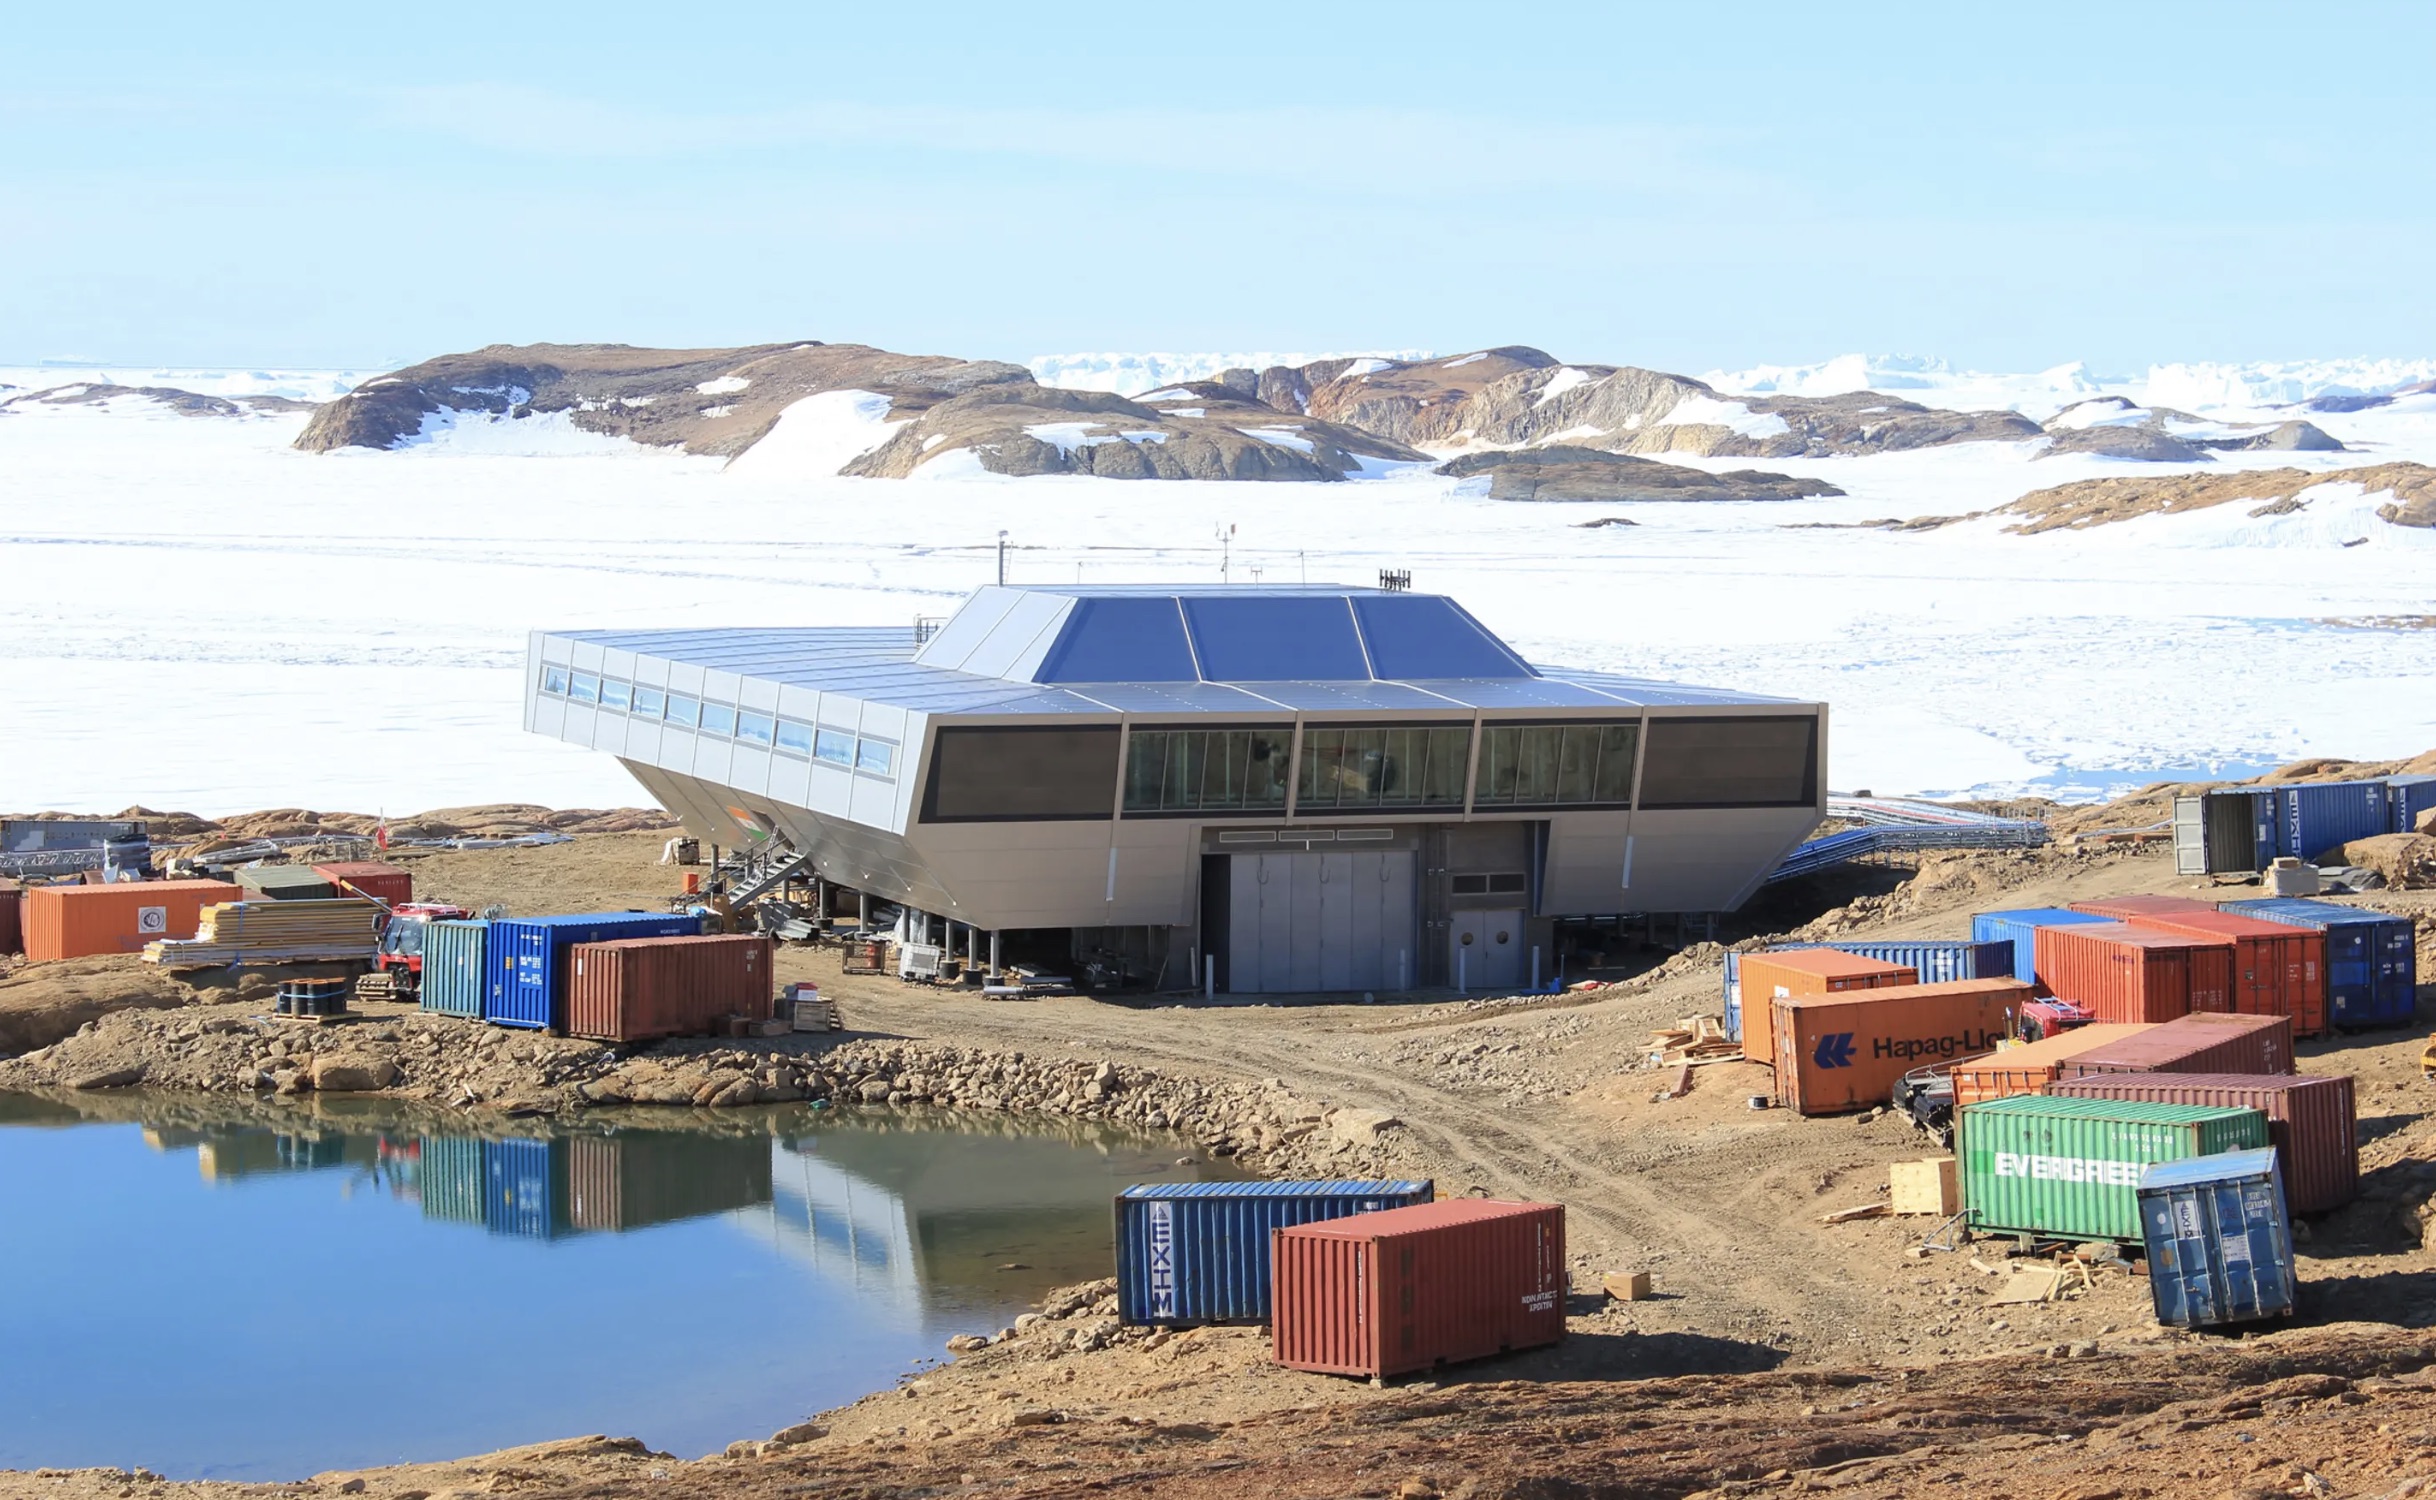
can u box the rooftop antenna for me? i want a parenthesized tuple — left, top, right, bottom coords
(1379, 568, 1413, 592)
(1299, 550, 1307, 586)
(997, 530, 1009, 586)
(1217, 523, 1236, 583)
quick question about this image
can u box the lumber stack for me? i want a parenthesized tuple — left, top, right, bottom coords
(1648, 1015, 1742, 1065)
(144, 898, 383, 968)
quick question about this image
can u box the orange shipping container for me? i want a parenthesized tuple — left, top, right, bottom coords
(2067, 895, 2218, 921)
(1946, 1023, 2154, 1109)
(2034, 922, 2233, 1023)
(22, 880, 239, 960)
(2121, 910, 2326, 1039)
(311, 861, 413, 908)
(1736, 950, 1918, 1071)
(1771, 978, 2032, 1115)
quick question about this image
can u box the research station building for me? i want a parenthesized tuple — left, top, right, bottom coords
(523, 584, 1826, 994)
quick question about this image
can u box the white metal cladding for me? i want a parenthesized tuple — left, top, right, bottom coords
(1229, 850, 1417, 993)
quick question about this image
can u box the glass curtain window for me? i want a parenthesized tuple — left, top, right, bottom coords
(600, 680, 632, 712)
(700, 703, 737, 736)
(541, 666, 570, 695)
(856, 740, 896, 776)
(814, 728, 854, 766)
(736, 712, 775, 746)
(1472, 723, 1638, 807)
(1121, 727, 1292, 813)
(665, 695, 700, 728)
(569, 673, 599, 703)
(633, 686, 666, 718)
(1295, 725, 1470, 810)
(775, 720, 814, 757)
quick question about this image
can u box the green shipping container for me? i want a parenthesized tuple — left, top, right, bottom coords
(419, 1134, 487, 1226)
(1960, 1095, 2267, 1243)
(236, 864, 337, 901)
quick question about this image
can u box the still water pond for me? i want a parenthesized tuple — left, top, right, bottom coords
(0, 1091, 1230, 1480)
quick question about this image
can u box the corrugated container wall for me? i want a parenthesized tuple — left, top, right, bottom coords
(1734, 951, 1918, 1069)
(22, 880, 238, 960)
(2220, 898, 2418, 1030)
(235, 865, 337, 902)
(1946, 1024, 2154, 1108)
(2035, 922, 2233, 1023)
(566, 934, 775, 1042)
(2281, 780, 2394, 861)
(418, 919, 489, 1018)
(2052, 1072, 2356, 1214)
(0, 881, 20, 956)
(2123, 909, 2326, 1038)
(2067, 895, 2219, 921)
(566, 1130, 776, 1233)
(2139, 1149, 2297, 1328)
(1970, 908, 2112, 989)
(1725, 941, 2011, 1036)
(1271, 1199, 1566, 1378)
(2390, 775, 2436, 835)
(2056, 1012, 2295, 1080)
(1115, 1180, 1435, 1325)
(1771, 979, 2030, 1115)
(418, 1135, 487, 1226)
(485, 912, 706, 1030)
(483, 1137, 570, 1239)
(311, 861, 413, 907)
(1960, 1094, 2267, 1242)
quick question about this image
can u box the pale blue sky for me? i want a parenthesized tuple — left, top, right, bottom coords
(5, 1, 2430, 372)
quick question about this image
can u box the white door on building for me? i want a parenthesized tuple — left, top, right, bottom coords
(1228, 850, 1415, 994)
(1450, 907, 1525, 992)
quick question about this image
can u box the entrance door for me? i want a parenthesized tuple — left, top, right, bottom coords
(1450, 907, 1525, 992)
(1226, 850, 1416, 994)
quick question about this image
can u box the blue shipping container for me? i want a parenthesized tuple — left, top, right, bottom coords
(2219, 897, 2418, 1029)
(1115, 1179, 1433, 1325)
(2138, 1148, 2297, 1329)
(1969, 908, 2114, 989)
(483, 1138, 570, 1240)
(418, 918, 489, 1019)
(1725, 941, 2013, 1040)
(2279, 780, 2392, 862)
(485, 911, 705, 1030)
(2390, 774, 2436, 835)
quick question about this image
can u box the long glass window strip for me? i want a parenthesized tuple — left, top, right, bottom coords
(665, 695, 700, 728)
(814, 728, 854, 766)
(1122, 727, 1294, 813)
(775, 719, 814, 757)
(736, 711, 775, 746)
(1294, 724, 1472, 811)
(600, 679, 632, 712)
(632, 685, 665, 718)
(856, 739, 896, 776)
(1472, 722, 1638, 807)
(699, 702, 737, 737)
(569, 673, 600, 704)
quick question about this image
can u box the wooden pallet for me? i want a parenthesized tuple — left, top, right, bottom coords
(1648, 1015, 1743, 1066)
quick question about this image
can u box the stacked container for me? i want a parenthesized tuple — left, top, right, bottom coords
(1115, 1180, 1436, 1325)
(1733, 950, 1918, 1066)
(234, 865, 338, 902)
(311, 861, 413, 907)
(2139, 1149, 2297, 1328)
(417, 919, 490, 1018)
(2035, 922, 2233, 1023)
(1946, 1024, 2153, 1108)
(1959, 1094, 2268, 1242)
(2219, 898, 2417, 1030)
(1769, 978, 2030, 1115)
(1726, 941, 2013, 1029)
(2067, 895, 2217, 921)
(484, 911, 706, 1030)
(565, 933, 775, 1042)
(1270, 1199, 1565, 1378)
(2055, 1012, 2294, 1080)
(1970, 908, 2112, 989)
(21, 880, 237, 959)
(2051, 1072, 2355, 1213)
(2119, 909, 2326, 1037)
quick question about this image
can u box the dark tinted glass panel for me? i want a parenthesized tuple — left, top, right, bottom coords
(924, 727, 1120, 821)
(1351, 595, 1534, 680)
(1181, 596, 1369, 681)
(1471, 722, 1636, 807)
(1034, 597, 1200, 683)
(1295, 724, 1469, 810)
(1638, 716, 1818, 809)
(1122, 726, 1292, 813)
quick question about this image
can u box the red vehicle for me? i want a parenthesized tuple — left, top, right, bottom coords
(357, 903, 473, 1002)
(2018, 997, 2096, 1042)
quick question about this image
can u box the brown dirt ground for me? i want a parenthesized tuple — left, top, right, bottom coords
(7, 815, 2436, 1498)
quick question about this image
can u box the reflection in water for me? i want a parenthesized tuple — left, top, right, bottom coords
(0, 1089, 1228, 1480)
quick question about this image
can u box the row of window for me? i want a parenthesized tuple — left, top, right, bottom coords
(1121, 723, 1633, 815)
(541, 666, 897, 778)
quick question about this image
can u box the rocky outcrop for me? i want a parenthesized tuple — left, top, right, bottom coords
(845, 382, 1428, 482)
(2200, 418, 2345, 452)
(2036, 399, 2342, 461)
(2037, 425, 2211, 462)
(0, 383, 310, 418)
(1997, 461, 2436, 533)
(1435, 447, 1845, 502)
(293, 342, 1032, 457)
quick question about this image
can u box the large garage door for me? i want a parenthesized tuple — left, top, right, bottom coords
(1227, 850, 1416, 994)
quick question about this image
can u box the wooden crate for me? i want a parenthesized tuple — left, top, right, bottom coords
(1890, 1158, 1959, 1216)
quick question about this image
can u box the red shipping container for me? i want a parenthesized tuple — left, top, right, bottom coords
(1735, 950, 1918, 1073)
(2035, 922, 2233, 1023)
(22, 880, 239, 960)
(565, 933, 774, 1042)
(2068, 895, 2219, 920)
(2055, 1011, 2295, 1079)
(2120, 910, 2326, 1039)
(1271, 1199, 1565, 1379)
(2050, 1071, 2356, 1214)
(311, 861, 414, 908)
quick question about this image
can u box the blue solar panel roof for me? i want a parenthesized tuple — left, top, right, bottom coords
(1180, 595, 1372, 681)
